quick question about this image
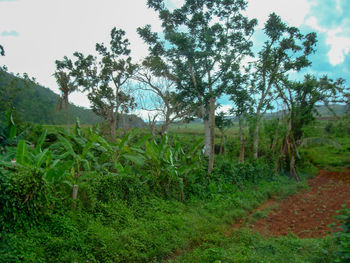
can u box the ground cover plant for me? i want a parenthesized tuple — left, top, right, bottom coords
(1, 117, 350, 262)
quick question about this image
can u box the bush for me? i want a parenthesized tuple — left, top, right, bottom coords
(334, 206, 350, 262)
(213, 158, 276, 185)
(93, 173, 150, 203)
(0, 168, 51, 231)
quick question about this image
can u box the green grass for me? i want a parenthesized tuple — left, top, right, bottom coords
(171, 229, 336, 263)
(301, 136, 350, 168)
(1, 176, 310, 263)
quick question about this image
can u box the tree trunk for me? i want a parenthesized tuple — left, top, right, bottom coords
(239, 117, 245, 163)
(253, 118, 259, 159)
(219, 132, 224, 155)
(72, 184, 79, 199)
(161, 118, 170, 136)
(203, 110, 211, 157)
(289, 150, 300, 181)
(208, 96, 215, 174)
(65, 98, 70, 133)
(110, 116, 117, 138)
(271, 118, 281, 151)
(71, 184, 79, 208)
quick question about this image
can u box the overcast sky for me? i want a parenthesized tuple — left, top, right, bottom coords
(1, 0, 349, 118)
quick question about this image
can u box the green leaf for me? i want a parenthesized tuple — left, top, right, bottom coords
(35, 129, 47, 154)
(58, 135, 75, 157)
(97, 136, 114, 152)
(123, 153, 146, 166)
(9, 125, 16, 140)
(136, 134, 151, 147)
(82, 134, 98, 158)
(16, 140, 28, 165)
(118, 131, 131, 150)
(188, 138, 204, 157)
(35, 149, 50, 167)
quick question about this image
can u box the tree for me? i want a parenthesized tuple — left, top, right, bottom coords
(276, 75, 348, 180)
(139, 0, 256, 173)
(0, 45, 4, 56)
(215, 111, 232, 155)
(251, 13, 317, 159)
(224, 65, 253, 163)
(54, 58, 77, 132)
(69, 27, 137, 138)
(135, 56, 192, 135)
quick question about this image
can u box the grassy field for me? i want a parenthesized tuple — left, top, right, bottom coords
(1, 118, 349, 262)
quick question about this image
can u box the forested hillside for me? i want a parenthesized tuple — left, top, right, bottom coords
(0, 69, 101, 124)
(0, 69, 145, 127)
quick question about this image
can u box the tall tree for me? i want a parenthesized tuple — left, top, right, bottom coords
(69, 27, 137, 138)
(54, 58, 77, 132)
(251, 13, 317, 159)
(224, 65, 253, 163)
(139, 0, 256, 173)
(276, 75, 348, 180)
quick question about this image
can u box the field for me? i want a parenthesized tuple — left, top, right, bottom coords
(1, 118, 350, 262)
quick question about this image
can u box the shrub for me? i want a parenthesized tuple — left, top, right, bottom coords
(0, 168, 51, 231)
(333, 206, 350, 262)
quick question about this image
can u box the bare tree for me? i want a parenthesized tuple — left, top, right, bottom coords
(135, 64, 191, 135)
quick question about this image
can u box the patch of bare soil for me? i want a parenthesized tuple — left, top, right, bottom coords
(251, 170, 350, 238)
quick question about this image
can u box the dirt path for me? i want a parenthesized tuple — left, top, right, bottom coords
(250, 169, 350, 238)
(166, 170, 350, 262)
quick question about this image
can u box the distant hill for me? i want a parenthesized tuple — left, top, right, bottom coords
(177, 104, 348, 125)
(0, 69, 145, 127)
(263, 104, 348, 120)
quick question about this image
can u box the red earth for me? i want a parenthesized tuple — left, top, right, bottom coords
(250, 169, 350, 238)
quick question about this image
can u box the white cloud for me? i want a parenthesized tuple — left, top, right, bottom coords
(246, 0, 311, 28)
(305, 16, 326, 33)
(326, 28, 350, 65)
(305, 16, 350, 66)
(0, 0, 349, 111)
(216, 105, 232, 115)
(0, 0, 162, 107)
(133, 109, 160, 122)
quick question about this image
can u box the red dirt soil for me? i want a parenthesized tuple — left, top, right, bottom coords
(251, 170, 350, 238)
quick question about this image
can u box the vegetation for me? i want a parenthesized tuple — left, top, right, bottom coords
(1, 0, 350, 262)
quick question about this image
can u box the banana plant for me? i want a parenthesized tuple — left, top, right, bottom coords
(0, 130, 59, 181)
(141, 135, 204, 201)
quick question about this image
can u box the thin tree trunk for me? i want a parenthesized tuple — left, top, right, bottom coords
(271, 118, 281, 151)
(289, 150, 300, 181)
(239, 117, 245, 163)
(208, 96, 215, 174)
(203, 109, 211, 157)
(65, 98, 70, 133)
(71, 184, 79, 208)
(253, 117, 260, 159)
(111, 116, 117, 138)
(161, 115, 170, 136)
(219, 132, 223, 155)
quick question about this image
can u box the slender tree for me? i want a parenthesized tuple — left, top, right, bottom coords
(251, 13, 317, 159)
(69, 28, 137, 138)
(224, 65, 253, 163)
(215, 111, 232, 155)
(139, 0, 256, 173)
(54, 58, 77, 132)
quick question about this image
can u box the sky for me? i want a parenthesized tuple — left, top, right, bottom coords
(1, 0, 349, 119)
